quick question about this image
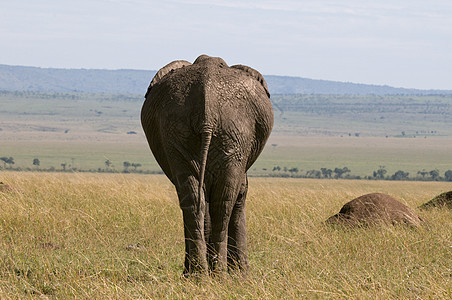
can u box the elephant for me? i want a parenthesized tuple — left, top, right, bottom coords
(141, 55, 273, 274)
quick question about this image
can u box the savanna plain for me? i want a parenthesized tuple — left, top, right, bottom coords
(0, 92, 451, 298)
(0, 172, 451, 298)
(1, 92, 452, 178)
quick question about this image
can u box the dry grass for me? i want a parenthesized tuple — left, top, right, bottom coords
(0, 172, 450, 298)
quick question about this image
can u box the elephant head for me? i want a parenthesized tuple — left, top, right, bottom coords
(141, 55, 273, 274)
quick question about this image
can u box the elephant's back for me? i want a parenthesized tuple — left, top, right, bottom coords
(143, 61, 271, 128)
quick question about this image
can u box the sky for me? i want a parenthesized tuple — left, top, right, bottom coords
(1, 0, 452, 90)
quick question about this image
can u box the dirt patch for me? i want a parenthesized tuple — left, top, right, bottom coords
(326, 193, 422, 227)
(419, 191, 452, 209)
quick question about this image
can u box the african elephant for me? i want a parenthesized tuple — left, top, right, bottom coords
(141, 55, 273, 274)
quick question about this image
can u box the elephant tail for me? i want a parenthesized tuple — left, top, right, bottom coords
(198, 127, 213, 205)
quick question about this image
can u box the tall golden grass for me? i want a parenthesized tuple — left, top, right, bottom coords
(0, 172, 450, 298)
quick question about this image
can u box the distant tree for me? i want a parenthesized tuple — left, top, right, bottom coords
(334, 167, 350, 179)
(417, 170, 428, 179)
(33, 158, 40, 170)
(1, 157, 15, 169)
(429, 169, 440, 181)
(131, 163, 142, 172)
(61, 163, 67, 171)
(0, 157, 8, 169)
(288, 167, 299, 174)
(343, 167, 351, 177)
(306, 169, 321, 178)
(105, 159, 112, 171)
(374, 166, 387, 179)
(8, 157, 14, 168)
(123, 161, 131, 172)
(445, 170, 452, 181)
(272, 166, 281, 172)
(321, 168, 333, 178)
(391, 170, 409, 180)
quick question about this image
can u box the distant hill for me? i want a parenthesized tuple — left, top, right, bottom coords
(1, 64, 451, 95)
(0, 64, 153, 95)
(264, 76, 452, 95)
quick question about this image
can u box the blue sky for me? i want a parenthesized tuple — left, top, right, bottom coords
(1, 0, 451, 89)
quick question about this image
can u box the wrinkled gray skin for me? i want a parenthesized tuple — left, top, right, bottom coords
(141, 55, 273, 274)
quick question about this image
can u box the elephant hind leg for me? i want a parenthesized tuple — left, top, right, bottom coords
(176, 174, 208, 275)
(208, 172, 249, 274)
(207, 178, 242, 273)
(181, 208, 208, 275)
(227, 175, 249, 272)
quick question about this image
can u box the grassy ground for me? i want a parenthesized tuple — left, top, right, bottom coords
(0, 172, 450, 298)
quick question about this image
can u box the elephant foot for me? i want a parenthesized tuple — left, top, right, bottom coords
(227, 256, 248, 274)
(183, 253, 208, 276)
(209, 254, 227, 275)
(208, 241, 229, 274)
(182, 237, 208, 276)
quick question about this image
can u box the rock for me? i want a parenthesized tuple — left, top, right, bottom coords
(419, 191, 452, 209)
(326, 193, 422, 227)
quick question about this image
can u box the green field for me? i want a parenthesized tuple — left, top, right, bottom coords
(2, 136, 452, 178)
(271, 94, 452, 137)
(1, 91, 451, 178)
(0, 172, 450, 298)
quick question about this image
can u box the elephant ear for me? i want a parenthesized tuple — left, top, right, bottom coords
(145, 60, 191, 98)
(231, 64, 270, 98)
